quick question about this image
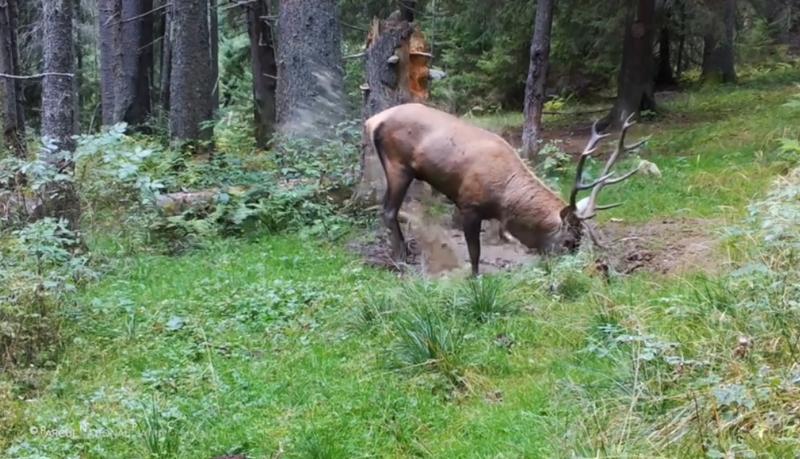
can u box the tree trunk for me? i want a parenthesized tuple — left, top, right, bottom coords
(654, 24, 676, 88)
(209, 0, 219, 113)
(73, 0, 81, 133)
(247, 0, 277, 147)
(521, 0, 554, 160)
(275, 0, 345, 137)
(362, 15, 414, 119)
(117, 0, 154, 125)
(607, 0, 656, 128)
(701, 0, 736, 83)
(98, 0, 119, 126)
(355, 7, 431, 204)
(168, 0, 216, 142)
(0, 0, 26, 157)
(41, 0, 81, 228)
(675, 0, 686, 78)
(160, 2, 171, 113)
(99, 0, 154, 127)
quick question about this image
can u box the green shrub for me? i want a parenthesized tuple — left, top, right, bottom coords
(0, 218, 93, 368)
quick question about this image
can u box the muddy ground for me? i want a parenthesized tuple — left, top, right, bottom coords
(349, 197, 719, 278)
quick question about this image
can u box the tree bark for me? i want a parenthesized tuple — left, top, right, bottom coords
(607, 0, 656, 128)
(99, 0, 154, 127)
(521, 0, 554, 160)
(355, 8, 431, 204)
(654, 21, 676, 88)
(118, 0, 154, 125)
(73, 0, 81, 134)
(362, 14, 414, 119)
(41, 0, 81, 228)
(276, 0, 345, 137)
(160, 2, 171, 113)
(675, 0, 686, 78)
(247, 0, 277, 147)
(0, 0, 27, 157)
(168, 0, 216, 142)
(98, 0, 120, 126)
(701, 0, 736, 83)
(209, 0, 219, 113)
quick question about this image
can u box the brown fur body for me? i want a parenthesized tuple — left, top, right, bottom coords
(366, 103, 579, 274)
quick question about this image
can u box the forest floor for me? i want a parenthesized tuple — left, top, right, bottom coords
(4, 66, 800, 458)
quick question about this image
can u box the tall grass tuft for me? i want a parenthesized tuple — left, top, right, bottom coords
(391, 302, 464, 383)
(457, 275, 516, 322)
(136, 396, 181, 459)
(292, 428, 348, 459)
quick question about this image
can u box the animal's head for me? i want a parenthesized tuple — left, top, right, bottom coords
(555, 114, 645, 253)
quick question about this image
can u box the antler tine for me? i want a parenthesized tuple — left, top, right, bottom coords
(576, 112, 643, 219)
(624, 138, 648, 153)
(569, 120, 610, 208)
(602, 112, 637, 176)
(595, 202, 622, 211)
(604, 167, 638, 185)
(622, 112, 637, 130)
(575, 172, 615, 191)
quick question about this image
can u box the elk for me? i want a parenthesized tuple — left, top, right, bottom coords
(365, 103, 644, 275)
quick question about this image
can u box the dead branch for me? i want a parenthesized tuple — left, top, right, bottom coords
(0, 72, 74, 80)
(541, 107, 611, 116)
(121, 3, 170, 23)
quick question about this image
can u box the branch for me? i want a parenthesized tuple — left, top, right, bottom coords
(340, 21, 368, 33)
(542, 107, 611, 116)
(220, 0, 255, 12)
(0, 72, 74, 80)
(121, 3, 170, 23)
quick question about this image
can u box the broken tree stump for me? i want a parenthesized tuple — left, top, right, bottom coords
(354, 8, 432, 205)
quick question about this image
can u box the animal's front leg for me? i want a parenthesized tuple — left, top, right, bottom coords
(461, 210, 482, 276)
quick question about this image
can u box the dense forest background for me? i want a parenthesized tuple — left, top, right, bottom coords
(2, 0, 797, 153)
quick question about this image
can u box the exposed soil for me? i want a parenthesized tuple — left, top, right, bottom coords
(350, 198, 720, 278)
(599, 217, 721, 276)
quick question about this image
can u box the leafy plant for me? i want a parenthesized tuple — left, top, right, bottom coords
(0, 218, 92, 368)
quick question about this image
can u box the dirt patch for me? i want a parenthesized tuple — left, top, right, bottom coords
(349, 200, 538, 278)
(350, 199, 720, 278)
(600, 217, 721, 276)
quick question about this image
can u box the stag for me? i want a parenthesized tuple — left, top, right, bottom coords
(365, 103, 644, 275)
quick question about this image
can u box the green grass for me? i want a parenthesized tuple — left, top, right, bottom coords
(4, 66, 800, 458)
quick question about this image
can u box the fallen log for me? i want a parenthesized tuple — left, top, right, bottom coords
(155, 190, 219, 216)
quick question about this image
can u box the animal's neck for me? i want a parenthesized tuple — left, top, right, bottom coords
(501, 169, 565, 234)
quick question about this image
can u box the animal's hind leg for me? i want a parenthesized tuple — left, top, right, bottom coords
(462, 209, 483, 276)
(382, 167, 414, 263)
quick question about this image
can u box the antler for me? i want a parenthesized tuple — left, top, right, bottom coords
(569, 120, 610, 209)
(575, 113, 645, 220)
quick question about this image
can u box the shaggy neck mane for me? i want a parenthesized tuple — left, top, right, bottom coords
(501, 162, 565, 232)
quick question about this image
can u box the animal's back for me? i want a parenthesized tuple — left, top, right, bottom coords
(366, 103, 524, 208)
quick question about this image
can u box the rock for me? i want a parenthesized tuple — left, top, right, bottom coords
(638, 160, 662, 178)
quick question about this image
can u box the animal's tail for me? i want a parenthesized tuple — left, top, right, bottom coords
(364, 117, 387, 171)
